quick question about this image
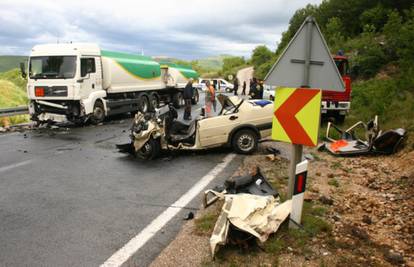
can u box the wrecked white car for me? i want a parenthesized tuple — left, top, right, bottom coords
(117, 95, 273, 159)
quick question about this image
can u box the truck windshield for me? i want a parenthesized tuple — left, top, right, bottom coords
(29, 56, 76, 79)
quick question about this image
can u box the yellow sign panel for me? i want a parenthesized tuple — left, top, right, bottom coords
(272, 87, 322, 147)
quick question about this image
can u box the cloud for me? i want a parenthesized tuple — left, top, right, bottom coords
(0, 0, 322, 59)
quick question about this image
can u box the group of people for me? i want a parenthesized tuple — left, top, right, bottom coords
(183, 78, 216, 120)
(182, 76, 265, 121)
(232, 77, 264, 99)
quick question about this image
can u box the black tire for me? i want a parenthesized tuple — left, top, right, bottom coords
(191, 89, 199, 105)
(149, 92, 160, 111)
(232, 129, 258, 154)
(138, 94, 150, 113)
(90, 100, 105, 124)
(136, 137, 161, 160)
(172, 91, 184, 109)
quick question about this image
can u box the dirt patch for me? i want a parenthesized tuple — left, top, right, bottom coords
(150, 143, 414, 267)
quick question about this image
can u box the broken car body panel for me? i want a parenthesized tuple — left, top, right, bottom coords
(321, 115, 406, 156)
(210, 194, 291, 257)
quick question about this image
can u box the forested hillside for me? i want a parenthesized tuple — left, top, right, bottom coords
(248, 0, 414, 146)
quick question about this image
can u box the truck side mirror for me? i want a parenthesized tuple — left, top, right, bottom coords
(20, 62, 27, 78)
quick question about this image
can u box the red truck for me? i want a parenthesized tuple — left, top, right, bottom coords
(321, 55, 351, 122)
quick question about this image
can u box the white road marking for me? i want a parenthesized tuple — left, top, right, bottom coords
(0, 160, 33, 173)
(101, 153, 237, 267)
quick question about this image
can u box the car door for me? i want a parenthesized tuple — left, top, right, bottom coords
(198, 98, 241, 147)
(198, 113, 240, 147)
(79, 57, 100, 99)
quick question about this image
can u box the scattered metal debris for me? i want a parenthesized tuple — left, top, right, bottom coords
(204, 169, 291, 258)
(203, 167, 277, 208)
(319, 116, 407, 156)
(304, 153, 314, 161)
(183, 212, 194, 221)
(210, 194, 291, 257)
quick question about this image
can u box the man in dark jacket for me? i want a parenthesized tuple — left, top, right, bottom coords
(183, 78, 194, 120)
(249, 78, 258, 99)
(233, 77, 239, 96)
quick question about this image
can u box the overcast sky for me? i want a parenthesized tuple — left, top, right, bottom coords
(0, 0, 322, 59)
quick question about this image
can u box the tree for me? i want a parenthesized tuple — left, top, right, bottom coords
(383, 10, 403, 61)
(325, 17, 345, 52)
(222, 56, 245, 73)
(251, 46, 273, 68)
(251, 45, 275, 79)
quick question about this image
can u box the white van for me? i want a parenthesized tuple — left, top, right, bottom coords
(198, 78, 234, 92)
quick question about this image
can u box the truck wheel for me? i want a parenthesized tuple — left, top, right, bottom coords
(191, 89, 199, 105)
(90, 100, 105, 124)
(138, 94, 150, 113)
(232, 129, 258, 154)
(172, 92, 183, 109)
(149, 93, 160, 111)
(136, 137, 161, 160)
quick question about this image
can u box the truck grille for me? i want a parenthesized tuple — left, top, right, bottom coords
(35, 86, 68, 97)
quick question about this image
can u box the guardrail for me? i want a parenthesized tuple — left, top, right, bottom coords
(0, 106, 29, 117)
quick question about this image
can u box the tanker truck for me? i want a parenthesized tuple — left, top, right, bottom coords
(21, 43, 199, 124)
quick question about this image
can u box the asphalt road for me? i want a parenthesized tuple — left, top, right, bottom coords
(236, 66, 254, 95)
(0, 96, 243, 267)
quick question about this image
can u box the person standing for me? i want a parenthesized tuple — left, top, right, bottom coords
(233, 77, 239, 96)
(183, 78, 194, 120)
(205, 80, 215, 117)
(258, 80, 264, 99)
(249, 78, 258, 99)
(241, 80, 247, 95)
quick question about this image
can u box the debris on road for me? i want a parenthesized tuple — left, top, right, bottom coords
(224, 167, 278, 197)
(320, 115, 407, 156)
(202, 168, 292, 258)
(210, 194, 291, 257)
(184, 212, 194, 221)
(151, 145, 414, 267)
(203, 167, 278, 207)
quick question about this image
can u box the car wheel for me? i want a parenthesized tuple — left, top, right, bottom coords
(136, 137, 161, 160)
(232, 129, 258, 154)
(172, 91, 183, 109)
(191, 89, 199, 105)
(90, 100, 105, 124)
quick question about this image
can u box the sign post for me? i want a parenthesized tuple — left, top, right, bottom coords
(289, 16, 312, 199)
(265, 16, 345, 227)
(290, 160, 308, 227)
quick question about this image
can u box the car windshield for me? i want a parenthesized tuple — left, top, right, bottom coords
(217, 94, 241, 115)
(29, 56, 77, 79)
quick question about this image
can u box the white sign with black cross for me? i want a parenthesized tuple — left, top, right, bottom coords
(265, 16, 345, 92)
(289, 160, 308, 228)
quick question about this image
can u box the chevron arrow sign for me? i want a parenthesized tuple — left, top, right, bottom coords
(272, 87, 322, 147)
